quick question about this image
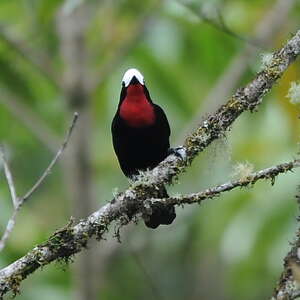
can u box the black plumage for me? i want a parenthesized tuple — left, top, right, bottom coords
(112, 103, 170, 177)
(111, 70, 176, 228)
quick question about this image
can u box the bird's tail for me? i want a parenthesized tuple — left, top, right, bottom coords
(144, 187, 176, 229)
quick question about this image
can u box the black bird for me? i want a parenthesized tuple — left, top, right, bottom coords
(111, 68, 176, 228)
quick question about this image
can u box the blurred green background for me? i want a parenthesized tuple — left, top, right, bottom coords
(0, 0, 300, 299)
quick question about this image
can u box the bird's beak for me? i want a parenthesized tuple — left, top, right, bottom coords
(129, 75, 140, 85)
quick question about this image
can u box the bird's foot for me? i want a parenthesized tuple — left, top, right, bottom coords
(168, 146, 187, 161)
(128, 174, 139, 182)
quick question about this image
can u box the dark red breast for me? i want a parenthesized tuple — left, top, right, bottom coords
(119, 84, 155, 127)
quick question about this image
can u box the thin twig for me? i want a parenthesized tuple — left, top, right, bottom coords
(151, 159, 300, 207)
(0, 113, 78, 253)
(0, 147, 20, 250)
(0, 147, 18, 208)
(0, 210, 19, 253)
(21, 112, 78, 203)
(179, 1, 262, 48)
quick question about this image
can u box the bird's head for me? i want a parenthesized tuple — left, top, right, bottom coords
(122, 68, 144, 87)
(119, 68, 151, 104)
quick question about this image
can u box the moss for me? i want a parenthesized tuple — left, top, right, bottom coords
(266, 54, 283, 79)
(37, 218, 83, 266)
(6, 274, 22, 297)
(93, 221, 109, 241)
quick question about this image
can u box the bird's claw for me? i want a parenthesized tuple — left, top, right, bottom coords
(168, 146, 187, 161)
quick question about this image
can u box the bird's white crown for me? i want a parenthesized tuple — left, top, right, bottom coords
(122, 68, 144, 87)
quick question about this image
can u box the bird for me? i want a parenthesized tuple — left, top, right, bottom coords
(111, 68, 176, 229)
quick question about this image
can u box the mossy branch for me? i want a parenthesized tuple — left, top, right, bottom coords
(1, 158, 299, 297)
(150, 160, 300, 207)
(0, 29, 300, 298)
(272, 186, 300, 300)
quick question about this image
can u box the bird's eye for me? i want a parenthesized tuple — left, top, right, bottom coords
(122, 82, 125, 87)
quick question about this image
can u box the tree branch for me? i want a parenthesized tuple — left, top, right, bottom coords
(149, 28, 300, 185)
(150, 160, 300, 207)
(0, 147, 19, 253)
(0, 28, 300, 297)
(0, 113, 78, 253)
(21, 113, 78, 203)
(0, 157, 299, 297)
(272, 187, 300, 300)
(180, 1, 261, 48)
(0, 147, 18, 209)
